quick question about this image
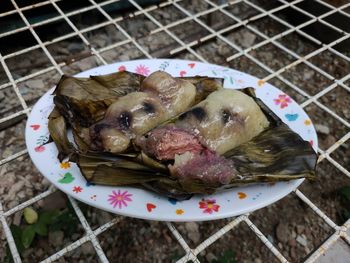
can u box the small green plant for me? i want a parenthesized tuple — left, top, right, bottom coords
(49, 204, 80, 236)
(13, 209, 60, 251)
(4, 210, 59, 263)
(5, 202, 81, 262)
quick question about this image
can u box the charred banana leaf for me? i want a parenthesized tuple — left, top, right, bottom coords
(233, 87, 317, 181)
(71, 126, 91, 154)
(54, 80, 116, 127)
(91, 71, 144, 95)
(77, 154, 166, 186)
(224, 124, 317, 183)
(180, 76, 223, 104)
(77, 153, 192, 200)
(54, 71, 144, 127)
(142, 178, 193, 200)
(48, 107, 75, 161)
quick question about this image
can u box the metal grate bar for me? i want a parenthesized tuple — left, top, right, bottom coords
(0, 0, 350, 262)
(0, 54, 29, 113)
(151, 0, 243, 35)
(0, 0, 61, 18)
(318, 131, 350, 163)
(88, 0, 152, 59)
(245, 217, 289, 262)
(127, 0, 207, 62)
(279, 0, 350, 32)
(192, 215, 246, 255)
(168, 0, 301, 55)
(40, 235, 92, 263)
(9, 0, 63, 75)
(66, 196, 109, 262)
(0, 202, 21, 262)
(294, 190, 339, 230)
(0, 149, 28, 166)
(40, 217, 122, 263)
(48, 0, 108, 66)
(4, 187, 57, 217)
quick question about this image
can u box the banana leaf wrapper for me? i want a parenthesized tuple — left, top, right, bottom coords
(179, 76, 223, 104)
(48, 107, 75, 162)
(77, 154, 167, 185)
(78, 88, 317, 199)
(91, 71, 145, 95)
(53, 72, 143, 127)
(77, 153, 192, 200)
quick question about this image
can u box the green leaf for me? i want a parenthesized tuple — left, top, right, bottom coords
(49, 209, 79, 236)
(39, 210, 60, 225)
(21, 225, 36, 249)
(34, 222, 48, 236)
(339, 187, 350, 201)
(10, 225, 24, 254)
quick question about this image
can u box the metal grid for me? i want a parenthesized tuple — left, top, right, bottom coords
(0, 0, 349, 262)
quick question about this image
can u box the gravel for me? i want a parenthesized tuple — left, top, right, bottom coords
(185, 222, 201, 243)
(1, 1, 350, 262)
(276, 223, 289, 243)
(296, 234, 308, 247)
(315, 124, 331, 135)
(48, 231, 65, 247)
(25, 79, 45, 90)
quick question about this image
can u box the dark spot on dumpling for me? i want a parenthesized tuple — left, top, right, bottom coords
(143, 102, 156, 114)
(222, 109, 245, 126)
(191, 107, 207, 121)
(93, 123, 110, 134)
(179, 112, 188, 120)
(118, 111, 132, 129)
(222, 109, 232, 124)
(179, 107, 206, 122)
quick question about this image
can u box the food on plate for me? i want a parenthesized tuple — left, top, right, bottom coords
(48, 70, 317, 200)
(137, 89, 270, 158)
(89, 71, 198, 153)
(51, 71, 222, 159)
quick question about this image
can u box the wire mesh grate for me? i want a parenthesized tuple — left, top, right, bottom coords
(0, 0, 350, 262)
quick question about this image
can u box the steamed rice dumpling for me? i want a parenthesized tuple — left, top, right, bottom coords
(89, 71, 203, 153)
(137, 89, 270, 158)
(48, 69, 317, 200)
(49, 70, 222, 158)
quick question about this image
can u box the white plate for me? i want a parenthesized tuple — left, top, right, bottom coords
(25, 59, 317, 221)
